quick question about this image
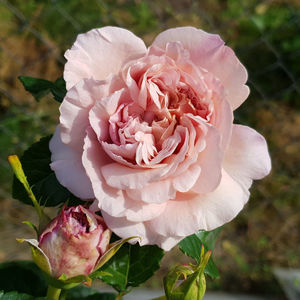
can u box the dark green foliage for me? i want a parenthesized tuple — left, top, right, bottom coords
(97, 243, 164, 293)
(18, 76, 66, 103)
(0, 261, 47, 296)
(179, 227, 222, 279)
(0, 291, 50, 300)
(12, 135, 84, 207)
(66, 286, 116, 300)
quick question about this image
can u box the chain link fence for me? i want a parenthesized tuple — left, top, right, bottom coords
(0, 0, 299, 295)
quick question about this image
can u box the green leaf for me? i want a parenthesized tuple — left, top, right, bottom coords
(0, 291, 50, 299)
(179, 227, 222, 279)
(18, 76, 66, 103)
(0, 261, 47, 296)
(96, 245, 129, 292)
(50, 77, 67, 103)
(78, 294, 116, 300)
(97, 243, 164, 293)
(12, 135, 84, 207)
(66, 286, 116, 300)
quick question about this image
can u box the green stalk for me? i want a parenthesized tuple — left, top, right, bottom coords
(115, 293, 123, 300)
(8, 155, 50, 235)
(59, 290, 67, 300)
(46, 286, 61, 300)
(8, 155, 43, 218)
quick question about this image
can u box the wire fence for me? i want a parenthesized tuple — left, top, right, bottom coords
(0, 0, 299, 293)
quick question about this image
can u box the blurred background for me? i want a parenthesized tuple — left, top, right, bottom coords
(0, 0, 299, 298)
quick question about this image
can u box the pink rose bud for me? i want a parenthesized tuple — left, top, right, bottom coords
(38, 205, 111, 279)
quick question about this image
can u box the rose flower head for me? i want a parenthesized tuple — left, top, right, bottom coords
(38, 205, 111, 279)
(50, 26, 271, 251)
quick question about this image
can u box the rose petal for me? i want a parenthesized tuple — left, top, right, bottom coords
(60, 78, 110, 149)
(126, 179, 176, 204)
(172, 163, 201, 193)
(64, 26, 147, 90)
(223, 124, 271, 190)
(49, 127, 94, 199)
(148, 170, 249, 237)
(82, 128, 127, 216)
(153, 27, 249, 110)
(101, 212, 148, 243)
(191, 126, 223, 194)
(124, 201, 167, 222)
(101, 211, 179, 250)
(89, 88, 129, 141)
(101, 162, 167, 190)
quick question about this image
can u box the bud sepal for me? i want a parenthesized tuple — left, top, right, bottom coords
(163, 245, 211, 300)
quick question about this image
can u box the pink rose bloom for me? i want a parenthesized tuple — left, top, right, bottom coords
(50, 27, 271, 251)
(39, 205, 111, 278)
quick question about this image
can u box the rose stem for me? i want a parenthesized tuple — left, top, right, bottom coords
(46, 286, 61, 300)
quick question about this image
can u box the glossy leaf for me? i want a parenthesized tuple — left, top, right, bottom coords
(12, 135, 85, 207)
(0, 291, 50, 300)
(0, 261, 47, 296)
(97, 243, 164, 293)
(50, 77, 67, 102)
(66, 286, 116, 300)
(179, 227, 222, 279)
(18, 76, 66, 103)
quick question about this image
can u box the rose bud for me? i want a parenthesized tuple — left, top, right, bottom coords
(38, 205, 111, 279)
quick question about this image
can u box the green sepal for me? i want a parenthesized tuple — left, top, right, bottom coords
(16, 239, 51, 275)
(16, 239, 92, 289)
(164, 246, 211, 300)
(43, 272, 90, 290)
(22, 221, 38, 235)
(89, 270, 112, 279)
(91, 236, 140, 273)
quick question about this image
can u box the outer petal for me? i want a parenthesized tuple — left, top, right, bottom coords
(101, 212, 178, 250)
(60, 78, 109, 149)
(101, 212, 149, 245)
(153, 27, 249, 110)
(64, 27, 147, 90)
(147, 170, 249, 237)
(223, 124, 271, 190)
(49, 127, 94, 199)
